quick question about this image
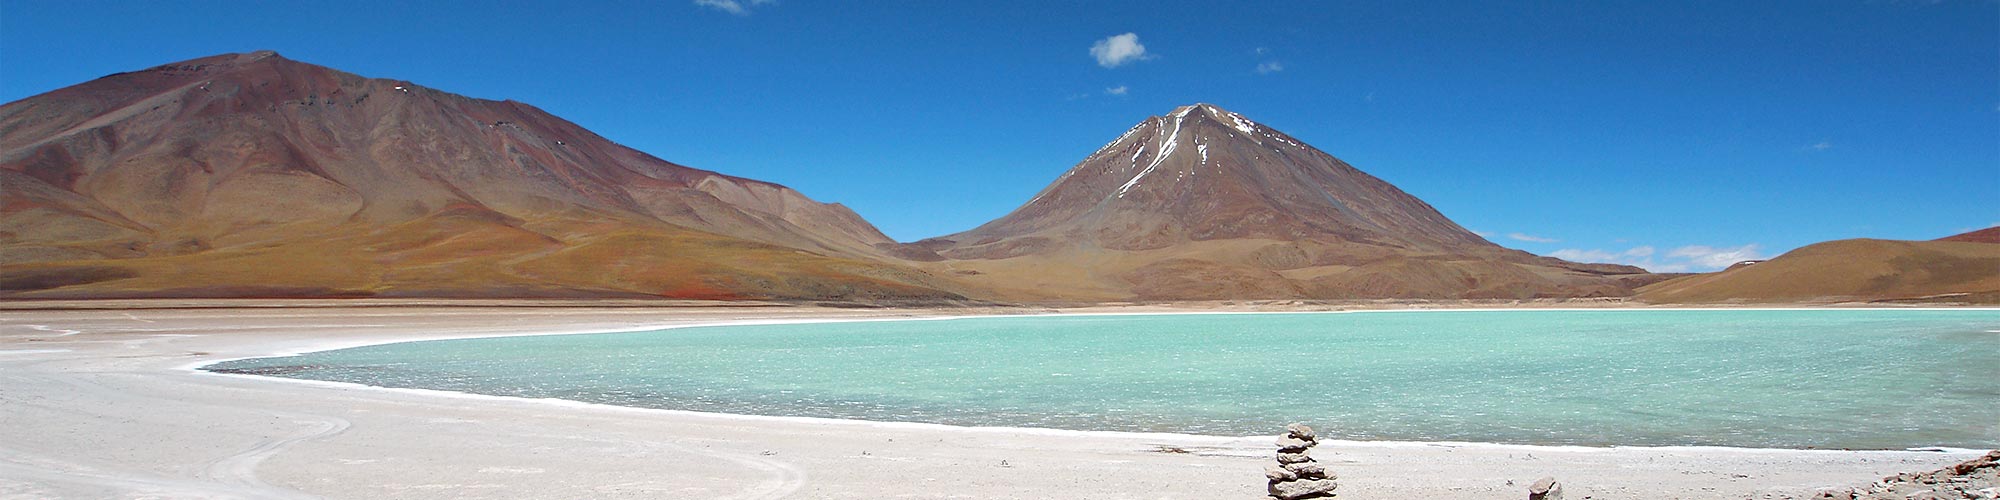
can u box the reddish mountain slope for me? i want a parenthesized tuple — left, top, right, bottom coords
(0, 51, 961, 300)
(1640, 230, 2000, 304)
(916, 104, 1657, 301)
(1937, 227, 2000, 244)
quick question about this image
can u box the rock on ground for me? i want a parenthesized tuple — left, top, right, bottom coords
(1816, 450, 1999, 500)
(1269, 478, 1339, 500)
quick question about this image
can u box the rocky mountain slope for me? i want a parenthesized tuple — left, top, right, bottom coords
(1637, 228, 2000, 304)
(0, 51, 963, 300)
(915, 104, 1659, 301)
(1937, 226, 2000, 244)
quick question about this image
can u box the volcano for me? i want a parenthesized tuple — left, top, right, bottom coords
(0, 51, 963, 300)
(916, 103, 1657, 300)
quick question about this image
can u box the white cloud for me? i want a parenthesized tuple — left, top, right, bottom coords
(1546, 243, 1762, 273)
(1667, 244, 1765, 269)
(1805, 139, 1832, 152)
(694, 0, 774, 16)
(1507, 232, 1559, 243)
(1104, 85, 1128, 96)
(1253, 47, 1270, 56)
(1470, 229, 1496, 238)
(1091, 33, 1151, 68)
(1256, 61, 1284, 74)
(1549, 249, 1620, 262)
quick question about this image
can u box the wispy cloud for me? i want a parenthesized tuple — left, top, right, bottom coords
(1548, 246, 1656, 264)
(1548, 244, 1762, 273)
(1507, 232, 1559, 243)
(694, 0, 775, 16)
(1549, 249, 1620, 263)
(1667, 244, 1764, 269)
(1804, 139, 1832, 152)
(1091, 33, 1151, 68)
(1470, 229, 1496, 238)
(1250, 47, 1283, 74)
(1104, 85, 1129, 96)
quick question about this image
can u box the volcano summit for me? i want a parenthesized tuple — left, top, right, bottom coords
(916, 103, 1657, 301)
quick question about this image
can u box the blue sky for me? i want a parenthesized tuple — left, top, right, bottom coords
(3, 0, 1994, 271)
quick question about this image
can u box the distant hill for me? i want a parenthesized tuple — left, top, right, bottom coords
(1638, 228, 2000, 304)
(914, 103, 1662, 301)
(1937, 226, 2000, 244)
(0, 52, 965, 300)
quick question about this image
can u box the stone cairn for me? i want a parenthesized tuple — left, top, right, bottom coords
(1265, 423, 1338, 499)
(1528, 476, 1563, 500)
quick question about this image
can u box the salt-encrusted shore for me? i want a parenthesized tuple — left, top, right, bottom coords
(0, 301, 1986, 499)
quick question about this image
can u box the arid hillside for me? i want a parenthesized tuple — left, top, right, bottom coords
(0, 52, 966, 301)
(1638, 229, 2000, 304)
(1936, 226, 2000, 244)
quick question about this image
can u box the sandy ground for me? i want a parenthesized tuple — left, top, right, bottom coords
(0, 301, 1986, 499)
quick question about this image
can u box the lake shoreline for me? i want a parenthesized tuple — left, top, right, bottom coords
(202, 307, 2000, 451)
(2, 303, 1991, 499)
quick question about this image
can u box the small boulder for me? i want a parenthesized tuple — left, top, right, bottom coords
(1276, 452, 1314, 464)
(1286, 423, 1317, 441)
(1269, 478, 1339, 500)
(1275, 436, 1315, 452)
(1529, 476, 1563, 500)
(1264, 465, 1298, 482)
(1284, 462, 1329, 479)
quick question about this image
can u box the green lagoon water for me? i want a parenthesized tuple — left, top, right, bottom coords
(209, 310, 2000, 449)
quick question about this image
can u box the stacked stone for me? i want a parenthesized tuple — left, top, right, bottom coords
(1264, 423, 1338, 499)
(1528, 476, 1563, 500)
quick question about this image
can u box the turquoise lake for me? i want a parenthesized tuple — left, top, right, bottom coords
(208, 310, 2000, 449)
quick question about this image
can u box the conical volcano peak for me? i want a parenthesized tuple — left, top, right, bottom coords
(924, 103, 1653, 300)
(1168, 102, 1228, 114)
(934, 100, 1498, 257)
(1160, 103, 1263, 136)
(134, 50, 286, 76)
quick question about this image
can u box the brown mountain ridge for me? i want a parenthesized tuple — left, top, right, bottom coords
(1, 51, 966, 300)
(1638, 228, 2000, 304)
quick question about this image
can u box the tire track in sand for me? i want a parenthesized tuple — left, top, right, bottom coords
(512, 428, 806, 499)
(20, 358, 350, 499)
(709, 449, 806, 500)
(193, 409, 351, 499)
